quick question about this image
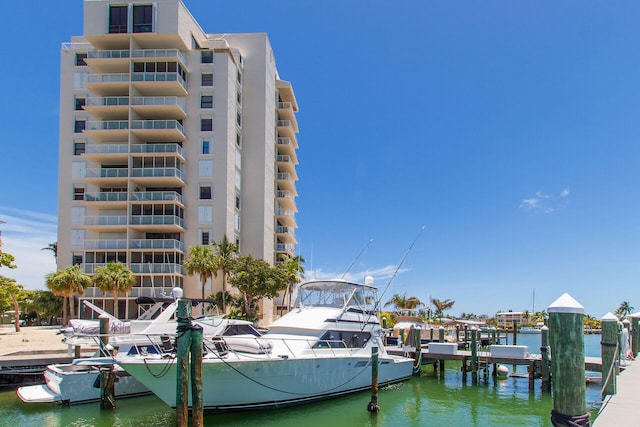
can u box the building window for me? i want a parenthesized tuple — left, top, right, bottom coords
(198, 206, 213, 223)
(237, 70, 242, 84)
(236, 133, 242, 148)
(72, 255, 83, 266)
(201, 50, 213, 64)
(74, 142, 86, 156)
(235, 194, 241, 210)
(73, 187, 85, 201)
(200, 186, 212, 200)
(109, 5, 128, 34)
(201, 94, 213, 109)
(74, 97, 86, 111)
(74, 120, 86, 133)
(201, 138, 211, 154)
(201, 72, 213, 86)
(201, 117, 213, 132)
(75, 53, 87, 66)
(236, 112, 242, 127)
(199, 160, 213, 177)
(234, 213, 241, 231)
(133, 5, 153, 33)
(201, 231, 210, 245)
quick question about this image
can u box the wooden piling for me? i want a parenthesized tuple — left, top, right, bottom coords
(429, 327, 434, 342)
(512, 320, 517, 345)
(74, 345, 81, 359)
(399, 329, 405, 348)
(631, 313, 640, 357)
(456, 325, 460, 343)
(548, 293, 588, 427)
(413, 328, 422, 376)
(601, 312, 618, 397)
(438, 326, 445, 371)
(367, 346, 380, 412)
(470, 327, 478, 384)
(99, 365, 116, 409)
(176, 299, 191, 427)
(190, 323, 204, 427)
(99, 314, 110, 350)
(540, 325, 551, 392)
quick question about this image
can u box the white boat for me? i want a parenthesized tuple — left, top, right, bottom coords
(117, 277, 415, 411)
(519, 322, 544, 334)
(17, 293, 262, 405)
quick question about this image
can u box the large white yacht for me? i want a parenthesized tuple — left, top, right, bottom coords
(117, 277, 415, 411)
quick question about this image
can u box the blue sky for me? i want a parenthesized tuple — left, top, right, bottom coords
(1, 1, 639, 318)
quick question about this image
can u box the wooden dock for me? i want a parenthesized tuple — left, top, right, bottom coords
(593, 359, 638, 426)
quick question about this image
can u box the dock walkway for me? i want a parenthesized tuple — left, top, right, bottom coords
(593, 360, 638, 426)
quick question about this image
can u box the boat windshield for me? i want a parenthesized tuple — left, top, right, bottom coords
(294, 280, 377, 312)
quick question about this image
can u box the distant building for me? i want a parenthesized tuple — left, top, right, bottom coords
(495, 311, 528, 329)
(57, 0, 300, 323)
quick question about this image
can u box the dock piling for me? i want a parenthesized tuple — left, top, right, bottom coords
(630, 313, 640, 358)
(176, 299, 191, 427)
(367, 346, 380, 413)
(601, 312, 618, 397)
(540, 325, 551, 392)
(470, 327, 478, 384)
(99, 365, 116, 409)
(548, 293, 589, 427)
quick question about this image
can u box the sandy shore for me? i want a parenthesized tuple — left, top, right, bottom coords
(0, 326, 69, 356)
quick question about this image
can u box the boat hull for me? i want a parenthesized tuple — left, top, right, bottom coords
(120, 354, 413, 411)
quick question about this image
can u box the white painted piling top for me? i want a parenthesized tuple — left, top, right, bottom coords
(541, 325, 549, 331)
(98, 312, 110, 319)
(547, 293, 584, 314)
(601, 312, 618, 322)
(622, 319, 630, 324)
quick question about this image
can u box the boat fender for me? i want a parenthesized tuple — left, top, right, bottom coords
(279, 355, 289, 360)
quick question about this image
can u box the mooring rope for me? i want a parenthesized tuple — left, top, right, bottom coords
(591, 341, 619, 413)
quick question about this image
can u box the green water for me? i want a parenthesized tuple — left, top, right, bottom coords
(0, 334, 604, 427)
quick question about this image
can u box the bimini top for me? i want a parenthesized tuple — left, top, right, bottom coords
(293, 279, 377, 311)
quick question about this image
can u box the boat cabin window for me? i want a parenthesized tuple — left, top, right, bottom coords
(313, 330, 371, 349)
(294, 281, 377, 312)
(223, 324, 261, 337)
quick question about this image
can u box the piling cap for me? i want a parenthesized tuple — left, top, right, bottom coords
(171, 287, 184, 299)
(547, 293, 584, 314)
(622, 319, 630, 324)
(601, 312, 618, 322)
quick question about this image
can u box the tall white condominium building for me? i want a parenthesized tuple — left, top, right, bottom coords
(57, 0, 299, 323)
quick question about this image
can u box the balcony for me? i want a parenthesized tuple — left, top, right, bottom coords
(131, 143, 185, 161)
(84, 97, 129, 120)
(85, 50, 130, 73)
(130, 263, 185, 275)
(130, 167, 185, 186)
(83, 143, 129, 162)
(275, 207, 297, 228)
(83, 192, 128, 207)
(276, 172, 296, 193)
(276, 120, 297, 141)
(84, 120, 129, 142)
(131, 49, 187, 65)
(275, 225, 297, 244)
(85, 167, 128, 186)
(131, 72, 188, 97)
(130, 120, 186, 142)
(129, 239, 185, 251)
(131, 96, 187, 119)
(84, 239, 127, 250)
(130, 214, 184, 231)
(130, 191, 183, 204)
(275, 243, 296, 255)
(275, 189, 297, 210)
(85, 73, 129, 96)
(277, 137, 298, 155)
(84, 215, 128, 230)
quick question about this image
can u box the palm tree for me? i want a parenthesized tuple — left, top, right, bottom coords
(93, 262, 136, 319)
(41, 242, 58, 260)
(184, 245, 216, 314)
(278, 254, 305, 313)
(615, 301, 635, 319)
(430, 297, 455, 323)
(211, 235, 239, 313)
(46, 265, 91, 325)
(32, 290, 62, 325)
(384, 293, 424, 311)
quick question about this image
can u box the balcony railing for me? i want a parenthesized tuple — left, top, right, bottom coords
(86, 168, 128, 178)
(87, 73, 129, 83)
(86, 121, 129, 131)
(130, 215, 184, 227)
(275, 243, 296, 252)
(130, 120, 184, 134)
(84, 143, 129, 155)
(276, 208, 295, 217)
(84, 239, 127, 250)
(131, 72, 187, 90)
(276, 172, 292, 181)
(131, 167, 184, 180)
(276, 102, 292, 110)
(84, 215, 128, 226)
(131, 143, 184, 156)
(277, 137, 292, 146)
(85, 96, 129, 107)
(276, 120, 292, 128)
(276, 190, 292, 199)
(130, 96, 186, 110)
(130, 191, 183, 203)
(276, 155, 292, 163)
(87, 50, 130, 60)
(129, 239, 185, 251)
(131, 49, 186, 64)
(130, 263, 185, 275)
(84, 192, 128, 202)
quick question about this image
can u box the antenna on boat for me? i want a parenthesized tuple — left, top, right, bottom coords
(341, 238, 374, 279)
(377, 226, 425, 304)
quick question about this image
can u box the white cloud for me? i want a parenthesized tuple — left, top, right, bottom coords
(0, 207, 57, 290)
(519, 187, 570, 214)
